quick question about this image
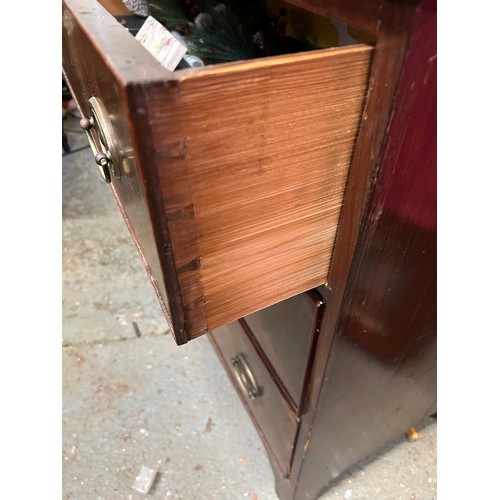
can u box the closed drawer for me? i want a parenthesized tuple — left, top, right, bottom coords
(242, 290, 324, 413)
(62, 0, 373, 344)
(210, 321, 299, 477)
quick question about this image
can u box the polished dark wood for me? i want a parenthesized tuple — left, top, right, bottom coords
(210, 322, 299, 478)
(242, 291, 324, 414)
(276, 1, 421, 495)
(286, 0, 386, 34)
(290, 0, 436, 497)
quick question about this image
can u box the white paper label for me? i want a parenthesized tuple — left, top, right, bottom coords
(135, 16, 187, 71)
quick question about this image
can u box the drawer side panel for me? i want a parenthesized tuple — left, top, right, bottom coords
(178, 47, 373, 330)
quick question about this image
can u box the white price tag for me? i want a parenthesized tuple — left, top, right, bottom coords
(136, 16, 187, 71)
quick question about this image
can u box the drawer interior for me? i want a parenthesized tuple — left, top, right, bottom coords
(102, 0, 375, 71)
(64, 0, 374, 342)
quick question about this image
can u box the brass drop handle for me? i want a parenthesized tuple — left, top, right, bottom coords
(79, 96, 120, 184)
(231, 354, 261, 400)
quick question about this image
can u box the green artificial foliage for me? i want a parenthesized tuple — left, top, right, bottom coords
(148, 0, 189, 28)
(148, 0, 319, 64)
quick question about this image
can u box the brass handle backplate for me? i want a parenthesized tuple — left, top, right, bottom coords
(80, 96, 120, 183)
(231, 354, 261, 400)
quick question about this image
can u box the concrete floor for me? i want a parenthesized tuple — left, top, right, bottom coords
(62, 115, 437, 499)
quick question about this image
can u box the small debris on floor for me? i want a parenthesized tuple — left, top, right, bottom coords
(132, 465, 158, 494)
(406, 427, 420, 442)
(132, 320, 141, 338)
(244, 494, 258, 500)
(344, 489, 353, 499)
(204, 417, 213, 433)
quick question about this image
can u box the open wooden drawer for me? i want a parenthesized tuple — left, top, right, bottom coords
(62, 0, 373, 344)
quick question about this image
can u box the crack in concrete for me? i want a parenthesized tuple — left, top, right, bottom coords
(62, 330, 170, 349)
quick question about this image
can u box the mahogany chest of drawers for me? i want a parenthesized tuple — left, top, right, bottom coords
(62, 0, 436, 497)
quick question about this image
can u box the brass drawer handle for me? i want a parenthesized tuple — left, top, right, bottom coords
(80, 96, 120, 183)
(231, 354, 261, 400)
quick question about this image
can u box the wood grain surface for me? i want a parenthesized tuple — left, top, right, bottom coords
(155, 46, 373, 333)
(63, 0, 372, 341)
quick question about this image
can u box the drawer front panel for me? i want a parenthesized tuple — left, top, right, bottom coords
(210, 322, 299, 477)
(242, 291, 324, 411)
(63, 0, 374, 343)
(62, 0, 187, 340)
